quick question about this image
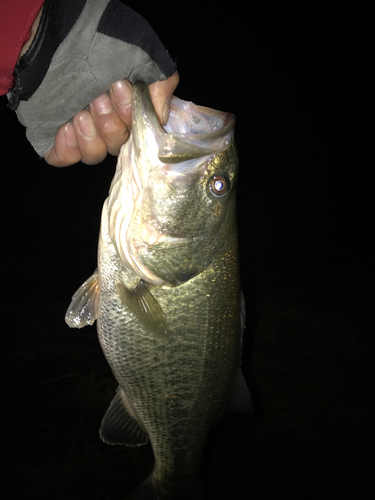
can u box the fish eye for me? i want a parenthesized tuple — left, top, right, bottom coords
(209, 175, 229, 197)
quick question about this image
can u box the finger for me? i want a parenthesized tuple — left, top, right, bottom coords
(110, 79, 133, 130)
(44, 123, 82, 167)
(73, 110, 108, 165)
(90, 93, 130, 156)
(149, 71, 180, 125)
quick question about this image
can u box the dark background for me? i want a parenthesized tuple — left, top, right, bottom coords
(1, 4, 373, 499)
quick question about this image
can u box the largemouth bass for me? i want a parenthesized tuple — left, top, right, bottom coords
(65, 82, 251, 499)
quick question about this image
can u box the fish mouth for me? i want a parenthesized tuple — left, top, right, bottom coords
(132, 82, 235, 167)
(158, 99, 235, 164)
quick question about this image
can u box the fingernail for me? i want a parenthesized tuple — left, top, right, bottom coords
(92, 93, 113, 115)
(64, 123, 78, 146)
(111, 79, 132, 106)
(77, 113, 96, 138)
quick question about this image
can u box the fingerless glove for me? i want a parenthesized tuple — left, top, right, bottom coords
(8, 0, 176, 156)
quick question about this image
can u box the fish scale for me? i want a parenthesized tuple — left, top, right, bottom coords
(97, 200, 240, 489)
(65, 82, 252, 499)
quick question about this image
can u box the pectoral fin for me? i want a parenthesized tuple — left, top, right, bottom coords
(100, 387, 149, 447)
(65, 270, 99, 328)
(117, 280, 167, 339)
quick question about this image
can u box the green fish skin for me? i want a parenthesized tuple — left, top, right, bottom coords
(65, 82, 252, 499)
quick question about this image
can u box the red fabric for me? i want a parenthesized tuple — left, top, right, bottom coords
(0, 0, 45, 95)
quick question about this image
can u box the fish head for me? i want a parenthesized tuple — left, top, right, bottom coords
(107, 82, 239, 287)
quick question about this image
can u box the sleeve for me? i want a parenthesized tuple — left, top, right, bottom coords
(6, 0, 177, 157)
(0, 0, 45, 95)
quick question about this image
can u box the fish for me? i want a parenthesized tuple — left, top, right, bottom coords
(65, 81, 252, 499)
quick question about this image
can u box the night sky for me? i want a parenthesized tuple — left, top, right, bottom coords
(1, 4, 372, 499)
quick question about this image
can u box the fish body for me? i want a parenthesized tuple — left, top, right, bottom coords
(66, 82, 251, 499)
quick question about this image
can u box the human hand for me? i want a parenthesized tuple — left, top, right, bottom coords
(44, 72, 179, 167)
(8, 0, 178, 165)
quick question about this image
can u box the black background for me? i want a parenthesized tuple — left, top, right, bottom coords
(1, 3, 373, 499)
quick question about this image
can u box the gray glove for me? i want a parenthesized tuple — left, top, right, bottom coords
(7, 0, 176, 156)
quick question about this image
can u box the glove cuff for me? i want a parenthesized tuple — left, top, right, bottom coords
(8, 0, 86, 110)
